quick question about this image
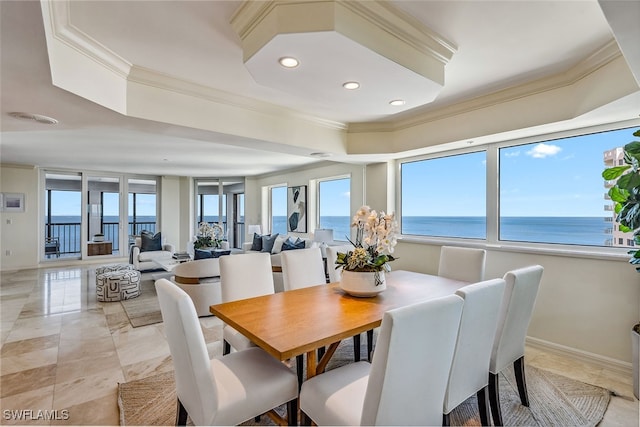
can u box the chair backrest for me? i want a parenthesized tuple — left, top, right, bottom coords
(219, 252, 274, 302)
(155, 279, 217, 425)
(325, 244, 355, 283)
(443, 278, 506, 413)
(361, 294, 464, 426)
(281, 247, 326, 291)
(438, 246, 486, 282)
(173, 258, 220, 280)
(490, 265, 544, 374)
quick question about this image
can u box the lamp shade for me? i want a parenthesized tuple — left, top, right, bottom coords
(248, 225, 262, 236)
(314, 229, 334, 243)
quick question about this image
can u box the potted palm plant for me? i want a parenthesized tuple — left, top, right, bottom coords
(602, 129, 640, 399)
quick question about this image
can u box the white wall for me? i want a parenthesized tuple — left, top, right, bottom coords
(0, 164, 39, 270)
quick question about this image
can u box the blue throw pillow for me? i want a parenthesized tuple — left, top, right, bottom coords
(261, 233, 279, 253)
(282, 237, 305, 251)
(194, 248, 213, 260)
(140, 231, 162, 252)
(251, 233, 263, 251)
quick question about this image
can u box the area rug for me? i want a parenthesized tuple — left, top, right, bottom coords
(118, 339, 612, 426)
(120, 277, 163, 327)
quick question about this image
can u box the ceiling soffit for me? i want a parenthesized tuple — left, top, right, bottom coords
(231, 0, 456, 113)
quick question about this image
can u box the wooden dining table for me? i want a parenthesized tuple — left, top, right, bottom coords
(209, 270, 468, 381)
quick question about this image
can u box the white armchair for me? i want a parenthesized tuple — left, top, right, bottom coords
(171, 258, 222, 317)
(130, 235, 174, 271)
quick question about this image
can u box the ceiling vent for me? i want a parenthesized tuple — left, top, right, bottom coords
(9, 112, 59, 125)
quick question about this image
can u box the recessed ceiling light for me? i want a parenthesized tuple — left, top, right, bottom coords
(8, 112, 58, 125)
(278, 57, 299, 68)
(343, 81, 360, 90)
(310, 152, 332, 158)
(389, 99, 405, 106)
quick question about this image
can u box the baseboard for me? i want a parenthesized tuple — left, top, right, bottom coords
(526, 336, 632, 376)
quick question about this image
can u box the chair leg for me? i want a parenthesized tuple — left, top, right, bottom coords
(300, 409, 312, 426)
(296, 354, 304, 391)
(353, 334, 361, 361)
(287, 398, 298, 426)
(488, 372, 503, 426)
(223, 340, 231, 355)
(477, 386, 490, 426)
(176, 398, 188, 426)
(442, 412, 450, 426)
(514, 356, 530, 407)
(366, 329, 374, 361)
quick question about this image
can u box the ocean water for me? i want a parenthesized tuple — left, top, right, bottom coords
(46, 215, 621, 252)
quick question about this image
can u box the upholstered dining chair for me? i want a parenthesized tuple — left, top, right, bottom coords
(438, 246, 487, 283)
(325, 244, 354, 283)
(442, 278, 506, 426)
(219, 252, 275, 355)
(489, 265, 544, 426)
(300, 294, 464, 426)
(155, 279, 298, 426)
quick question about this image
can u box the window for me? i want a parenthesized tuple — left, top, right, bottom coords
(128, 178, 157, 237)
(400, 151, 487, 239)
(271, 185, 287, 235)
(318, 177, 351, 241)
(499, 127, 636, 247)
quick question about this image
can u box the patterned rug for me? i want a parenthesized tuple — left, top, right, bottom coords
(118, 339, 612, 426)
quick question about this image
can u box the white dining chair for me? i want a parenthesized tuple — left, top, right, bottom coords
(489, 265, 544, 426)
(219, 252, 275, 355)
(443, 278, 506, 426)
(300, 294, 464, 426)
(325, 244, 354, 283)
(438, 246, 486, 283)
(154, 279, 298, 426)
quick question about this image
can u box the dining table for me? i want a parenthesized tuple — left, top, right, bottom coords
(209, 269, 469, 381)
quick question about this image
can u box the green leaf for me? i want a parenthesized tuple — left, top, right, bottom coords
(616, 172, 640, 191)
(602, 166, 630, 180)
(608, 186, 629, 203)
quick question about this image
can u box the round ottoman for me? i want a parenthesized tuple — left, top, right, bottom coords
(96, 270, 141, 302)
(96, 263, 134, 276)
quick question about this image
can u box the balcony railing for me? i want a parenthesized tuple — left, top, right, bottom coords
(45, 221, 156, 256)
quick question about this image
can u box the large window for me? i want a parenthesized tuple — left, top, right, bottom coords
(318, 177, 351, 241)
(500, 127, 636, 247)
(398, 125, 639, 249)
(271, 185, 287, 235)
(401, 151, 487, 239)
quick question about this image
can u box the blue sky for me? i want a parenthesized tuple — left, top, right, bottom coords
(49, 126, 638, 218)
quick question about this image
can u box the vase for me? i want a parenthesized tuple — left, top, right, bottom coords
(340, 270, 386, 297)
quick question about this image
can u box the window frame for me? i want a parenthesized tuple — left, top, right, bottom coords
(317, 174, 351, 242)
(269, 184, 287, 235)
(396, 119, 640, 261)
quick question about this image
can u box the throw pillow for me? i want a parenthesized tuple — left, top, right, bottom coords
(261, 233, 279, 253)
(271, 235, 288, 254)
(194, 248, 213, 260)
(282, 237, 305, 251)
(140, 231, 162, 252)
(251, 233, 263, 251)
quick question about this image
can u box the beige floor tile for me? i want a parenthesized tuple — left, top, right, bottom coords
(1, 347, 59, 376)
(121, 353, 174, 382)
(51, 394, 120, 426)
(5, 315, 63, 343)
(55, 351, 122, 384)
(57, 336, 117, 364)
(52, 368, 124, 409)
(0, 334, 59, 357)
(0, 364, 57, 399)
(0, 385, 55, 426)
(112, 325, 170, 367)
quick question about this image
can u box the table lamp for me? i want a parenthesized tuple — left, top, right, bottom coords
(314, 229, 334, 257)
(248, 224, 262, 237)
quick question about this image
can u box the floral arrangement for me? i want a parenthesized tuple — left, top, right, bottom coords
(336, 206, 398, 279)
(194, 222, 224, 249)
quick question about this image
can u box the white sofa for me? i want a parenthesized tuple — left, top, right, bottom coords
(131, 236, 175, 271)
(242, 234, 316, 292)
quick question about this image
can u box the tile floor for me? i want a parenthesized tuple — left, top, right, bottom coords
(1, 264, 638, 426)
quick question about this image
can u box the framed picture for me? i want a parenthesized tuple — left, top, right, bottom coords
(287, 185, 307, 232)
(3, 193, 25, 212)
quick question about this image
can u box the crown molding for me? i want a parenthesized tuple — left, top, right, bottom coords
(44, 0, 131, 79)
(348, 40, 624, 134)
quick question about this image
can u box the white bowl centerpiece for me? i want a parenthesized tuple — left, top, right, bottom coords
(335, 206, 398, 297)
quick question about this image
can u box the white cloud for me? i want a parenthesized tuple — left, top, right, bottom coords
(505, 151, 520, 157)
(342, 191, 350, 198)
(526, 143, 561, 158)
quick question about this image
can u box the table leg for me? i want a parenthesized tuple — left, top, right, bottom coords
(305, 350, 317, 380)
